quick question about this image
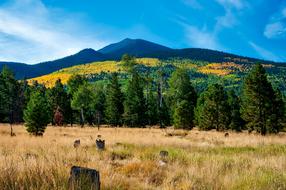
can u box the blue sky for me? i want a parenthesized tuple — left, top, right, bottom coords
(0, 0, 285, 63)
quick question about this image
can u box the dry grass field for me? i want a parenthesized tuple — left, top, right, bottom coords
(0, 124, 286, 190)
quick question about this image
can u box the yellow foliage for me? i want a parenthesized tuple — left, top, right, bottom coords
(198, 62, 244, 76)
(136, 58, 160, 67)
(28, 73, 72, 88)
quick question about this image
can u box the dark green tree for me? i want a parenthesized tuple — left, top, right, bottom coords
(67, 75, 87, 125)
(196, 83, 230, 131)
(24, 91, 50, 136)
(86, 84, 106, 127)
(227, 90, 244, 132)
(123, 70, 146, 127)
(168, 68, 197, 129)
(67, 74, 87, 96)
(49, 79, 71, 125)
(71, 84, 95, 127)
(241, 64, 284, 135)
(105, 73, 124, 126)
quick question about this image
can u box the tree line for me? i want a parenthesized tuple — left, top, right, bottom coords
(0, 55, 285, 136)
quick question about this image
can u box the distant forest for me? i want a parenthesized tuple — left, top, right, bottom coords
(0, 55, 285, 136)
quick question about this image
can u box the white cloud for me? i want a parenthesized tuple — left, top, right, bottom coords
(264, 22, 286, 39)
(264, 6, 286, 39)
(182, 0, 202, 9)
(0, 0, 109, 64)
(249, 41, 281, 62)
(216, 0, 245, 10)
(185, 25, 223, 50)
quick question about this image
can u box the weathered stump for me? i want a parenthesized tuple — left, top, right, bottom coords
(74, 140, 80, 148)
(159, 150, 169, 158)
(68, 166, 100, 190)
(96, 139, 105, 150)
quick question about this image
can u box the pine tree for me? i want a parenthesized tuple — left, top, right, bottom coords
(67, 75, 87, 125)
(71, 84, 95, 127)
(173, 100, 194, 129)
(168, 68, 197, 129)
(49, 79, 70, 125)
(24, 91, 50, 136)
(241, 64, 284, 135)
(196, 83, 230, 131)
(123, 70, 146, 127)
(105, 73, 124, 126)
(227, 90, 244, 132)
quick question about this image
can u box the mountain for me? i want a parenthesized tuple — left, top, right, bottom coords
(0, 49, 106, 79)
(0, 38, 285, 79)
(98, 38, 172, 59)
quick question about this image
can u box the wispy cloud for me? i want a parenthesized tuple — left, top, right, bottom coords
(182, 0, 203, 9)
(179, 21, 223, 50)
(0, 0, 108, 63)
(249, 41, 281, 62)
(214, 0, 248, 30)
(264, 5, 286, 39)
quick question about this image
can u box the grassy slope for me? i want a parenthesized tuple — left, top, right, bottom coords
(0, 124, 285, 190)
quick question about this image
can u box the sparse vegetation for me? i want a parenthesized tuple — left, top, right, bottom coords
(0, 125, 285, 190)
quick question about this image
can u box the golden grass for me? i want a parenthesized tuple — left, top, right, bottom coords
(0, 124, 285, 190)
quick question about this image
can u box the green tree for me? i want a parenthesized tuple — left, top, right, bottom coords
(105, 73, 124, 126)
(227, 90, 244, 132)
(24, 91, 50, 136)
(123, 70, 146, 127)
(196, 83, 230, 131)
(168, 68, 197, 129)
(241, 64, 284, 135)
(67, 75, 87, 125)
(0, 66, 20, 135)
(49, 79, 71, 125)
(173, 100, 194, 129)
(71, 84, 95, 127)
(86, 84, 106, 127)
(67, 74, 87, 96)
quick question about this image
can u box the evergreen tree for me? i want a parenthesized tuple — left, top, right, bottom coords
(227, 90, 244, 132)
(241, 64, 284, 135)
(49, 79, 70, 125)
(105, 73, 124, 126)
(86, 84, 106, 126)
(67, 75, 87, 125)
(123, 70, 146, 127)
(173, 100, 193, 129)
(24, 91, 50, 136)
(196, 83, 230, 131)
(71, 84, 95, 127)
(67, 74, 87, 96)
(168, 68, 197, 129)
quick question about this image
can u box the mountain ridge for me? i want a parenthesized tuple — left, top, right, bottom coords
(0, 38, 284, 79)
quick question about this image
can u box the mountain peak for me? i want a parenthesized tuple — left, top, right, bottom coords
(98, 38, 171, 58)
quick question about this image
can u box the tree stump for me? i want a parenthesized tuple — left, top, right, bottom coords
(96, 139, 105, 150)
(74, 140, 80, 148)
(68, 166, 100, 190)
(159, 150, 169, 158)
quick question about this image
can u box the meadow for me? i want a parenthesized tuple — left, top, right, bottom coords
(0, 124, 285, 190)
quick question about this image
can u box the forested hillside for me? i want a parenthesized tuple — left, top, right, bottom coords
(1, 39, 285, 79)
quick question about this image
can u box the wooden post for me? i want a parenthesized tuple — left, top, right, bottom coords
(68, 166, 100, 190)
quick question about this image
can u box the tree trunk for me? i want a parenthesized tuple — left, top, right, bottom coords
(80, 108, 85, 128)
